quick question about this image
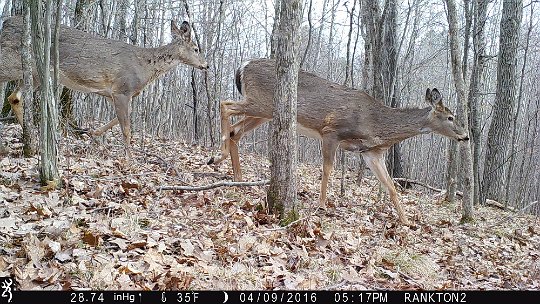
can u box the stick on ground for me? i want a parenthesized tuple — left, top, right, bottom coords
(158, 179, 270, 191)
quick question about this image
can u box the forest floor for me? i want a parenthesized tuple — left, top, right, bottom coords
(1, 123, 539, 290)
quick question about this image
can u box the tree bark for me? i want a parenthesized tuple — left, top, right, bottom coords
(300, 0, 313, 69)
(21, 0, 37, 157)
(505, 2, 532, 204)
(267, 0, 302, 223)
(445, 0, 474, 221)
(30, 0, 60, 186)
(468, 0, 488, 205)
(481, 0, 522, 204)
(446, 0, 472, 203)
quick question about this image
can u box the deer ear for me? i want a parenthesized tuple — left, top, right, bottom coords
(425, 88, 433, 106)
(179, 21, 192, 42)
(171, 21, 191, 42)
(431, 88, 444, 109)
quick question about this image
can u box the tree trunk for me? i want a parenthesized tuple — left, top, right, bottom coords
(445, 140, 459, 202)
(481, 0, 522, 204)
(267, 0, 302, 223)
(505, 2, 533, 204)
(446, 0, 472, 202)
(269, 0, 281, 59)
(21, 0, 37, 157)
(60, 0, 93, 131)
(468, 0, 488, 205)
(30, 0, 60, 186)
(383, 0, 403, 180)
(300, 0, 313, 69)
(445, 0, 474, 221)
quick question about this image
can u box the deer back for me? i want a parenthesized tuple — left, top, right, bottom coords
(0, 17, 24, 82)
(237, 59, 408, 148)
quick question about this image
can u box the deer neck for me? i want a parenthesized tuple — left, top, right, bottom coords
(380, 107, 433, 143)
(139, 43, 182, 81)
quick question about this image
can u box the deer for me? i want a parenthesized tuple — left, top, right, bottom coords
(0, 16, 208, 156)
(208, 59, 469, 225)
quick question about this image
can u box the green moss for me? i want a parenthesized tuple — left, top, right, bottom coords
(280, 208, 299, 226)
(459, 215, 475, 224)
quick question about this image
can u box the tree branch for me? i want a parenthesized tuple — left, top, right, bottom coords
(158, 180, 269, 191)
(393, 177, 463, 197)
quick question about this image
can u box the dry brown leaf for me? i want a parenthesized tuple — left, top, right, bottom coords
(127, 240, 147, 251)
(82, 231, 101, 247)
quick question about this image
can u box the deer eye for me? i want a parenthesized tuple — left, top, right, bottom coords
(447, 116, 454, 121)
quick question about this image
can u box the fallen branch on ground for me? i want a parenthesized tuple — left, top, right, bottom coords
(158, 179, 270, 191)
(393, 177, 464, 196)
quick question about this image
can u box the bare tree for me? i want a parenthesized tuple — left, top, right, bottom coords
(444, 0, 474, 221)
(482, 0, 523, 204)
(30, 0, 60, 185)
(267, 0, 303, 222)
(468, 0, 488, 205)
(21, 0, 37, 157)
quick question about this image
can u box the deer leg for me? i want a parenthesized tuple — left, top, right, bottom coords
(229, 117, 268, 181)
(111, 94, 132, 158)
(208, 100, 235, 165)
(91, 117, 119, 136)
(208, 100, 252, 165)
(361, 150, 409, 225)
(320, 136, 339, 206)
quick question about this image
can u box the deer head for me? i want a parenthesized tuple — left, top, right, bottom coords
(171, 20, 208, 70)
(8, 90, 23, 126)
(424, 88, 469, 141)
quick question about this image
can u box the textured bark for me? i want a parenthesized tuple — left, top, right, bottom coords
(383, 0, 403, 180)
(505, 2, 532, 203)
(31, 0, 60, 185)
(21, 1, 37, 157)
(447, 0, 472, 202)
(468, 0, 488, 205)
(482, 0, 522, 204)
(300, 0, 313, 69)
(269, 0, 281, 59)
(446, 140, 459, 203)
(361, 0, 403, 179)
(445, 0, 474, 221)
(267, 0, 302, 221)
(360, 0, 383, 100)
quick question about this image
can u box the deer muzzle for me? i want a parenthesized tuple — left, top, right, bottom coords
(457, 134, 470, 141)
(199, 62, 209, 70)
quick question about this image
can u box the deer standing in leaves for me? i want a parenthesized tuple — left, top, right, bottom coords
(0, 16, 208, 156)
(209, 59, 469, 225)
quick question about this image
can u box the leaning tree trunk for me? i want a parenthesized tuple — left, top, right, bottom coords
(445, 0, 474, 221)
(30, 0, 60, 186)
(267, 0, 303, 224)
(481, 0, 522, 204)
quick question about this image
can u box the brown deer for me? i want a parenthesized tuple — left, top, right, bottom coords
(0, 16, 208, 156)
(208, 59, 469, 225)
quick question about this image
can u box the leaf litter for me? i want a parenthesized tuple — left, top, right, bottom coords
(0, 123, 539, 290)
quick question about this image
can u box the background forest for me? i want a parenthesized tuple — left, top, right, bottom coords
(3, 0, 538, 212)
(0, 0, 539, 290)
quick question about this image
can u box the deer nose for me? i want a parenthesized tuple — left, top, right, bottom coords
(200, 62, 209, 70)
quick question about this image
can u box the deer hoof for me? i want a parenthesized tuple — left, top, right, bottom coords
(207, 157, 215, 165)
